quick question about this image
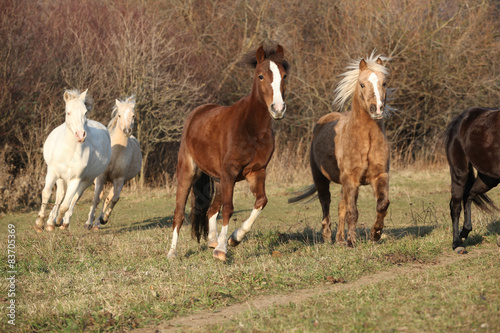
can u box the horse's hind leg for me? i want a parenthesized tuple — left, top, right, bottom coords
(99, 177, 125, 226)
(462, 173, 499, 240)
(207, 183, 222, 249)
(228, 169, 267, 248)
(369, 173, 390, 242)
(86, 175, 105, 230)
(312, 170, 332, 243)
(449, 166, 470, 253)
(35, 170, 57, 232)
(168, 153, 197, 259)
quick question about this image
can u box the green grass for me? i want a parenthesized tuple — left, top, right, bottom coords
(0, 168, 499, 332)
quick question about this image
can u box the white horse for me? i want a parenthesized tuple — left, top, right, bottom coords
(35, 89, 112, 232)
(85, 95, 142, 229)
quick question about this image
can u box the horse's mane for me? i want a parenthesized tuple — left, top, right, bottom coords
(332, 51, 391, 112)
(108, 95, 136, 131)
(65, 89, 94, 112)
(241, 44, 290, 73)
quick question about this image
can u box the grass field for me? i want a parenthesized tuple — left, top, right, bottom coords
(1, 167, 499, 332)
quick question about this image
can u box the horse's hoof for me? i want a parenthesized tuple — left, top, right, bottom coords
(228, 236, 240, 247)
(34, 225, 44, 233)
(59, 223, 69, 230)
(92, 226, 100, 231)
(346, 240, 356, 248)
(167, 251, 177, 260)
(213, 249, 227, 261)
(46, 225, 55, 232)
(370, 230, 382, 242)
(99, 216, 108, 225)
(208, 240, 218, 249)
(454, 246, 467, 254)
(335, 239, 347, 247)
(83, 224, 93, 230)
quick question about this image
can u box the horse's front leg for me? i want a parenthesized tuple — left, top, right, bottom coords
(369, 172, 390, 242)
(338, 176, 359, 247)
(46, 179, 65, 231)
(213, 171, 237, 261)
(60, 180, 92, 230)
(55, 179, 83, 228)
(35, 170, 57, 232)
(228, 169, 268, 247)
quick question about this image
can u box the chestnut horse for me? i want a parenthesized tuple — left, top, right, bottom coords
(167, 45, 289, 261)
(289, 52, 390, 246)
(444, 107, 500, 254)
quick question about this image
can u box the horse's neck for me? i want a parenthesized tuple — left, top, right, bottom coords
(110, 127, 128, 147)
(242, 91, 272, 132)
(348, 98, 384, 133)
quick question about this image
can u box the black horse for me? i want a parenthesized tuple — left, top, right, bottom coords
(444, 107, 500, 253)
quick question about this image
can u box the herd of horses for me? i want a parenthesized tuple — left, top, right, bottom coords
(34, 45, 499, 260)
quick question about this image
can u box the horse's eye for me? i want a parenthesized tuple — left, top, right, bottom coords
(118, 114, 121, 117)
(258, 74, 264, 80)
(382, 82, 387, 87)
(360, 83, 365, 88)
(283, 74, 287, 80)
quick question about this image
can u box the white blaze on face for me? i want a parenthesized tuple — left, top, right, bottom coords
(269, 61, 284, 111)
(368, 72, 383, 116)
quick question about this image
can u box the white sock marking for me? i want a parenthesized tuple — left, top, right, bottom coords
(168, 227, 179, 257)
(215, 225, 228, 253)
(208, 212, 218, 241)
(235, 207, 263, 242)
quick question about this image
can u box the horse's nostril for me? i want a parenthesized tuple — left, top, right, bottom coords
(370, 105, 377, 113)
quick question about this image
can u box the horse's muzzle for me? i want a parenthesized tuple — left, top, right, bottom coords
(270, 103, 286, 120)
(75, 131, 87, 143)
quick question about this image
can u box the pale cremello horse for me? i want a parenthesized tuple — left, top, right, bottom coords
(35, 89, 111, 232)
(85, 96, 142, 229)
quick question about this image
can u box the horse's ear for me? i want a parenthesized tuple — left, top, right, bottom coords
(115, 99, 122, 107)
(276, 45, 284, 55)
(64, 91, 71, 102)
(359, 59, 368, 71)
(376, 58, 383, 66)
(79, 89, 88, 100)
(256, 46, 266, 64)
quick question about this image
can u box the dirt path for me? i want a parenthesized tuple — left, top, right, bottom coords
(131, 247, 496, 333)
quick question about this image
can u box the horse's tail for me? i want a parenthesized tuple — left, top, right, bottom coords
(288, 184, 318, 203)
(464, 166, 499, 213)
(190, 172, 214, 242)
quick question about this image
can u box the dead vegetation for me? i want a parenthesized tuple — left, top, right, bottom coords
(1, 0, 499, 212)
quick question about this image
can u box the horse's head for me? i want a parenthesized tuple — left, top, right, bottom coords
(114, 95, 136, 137)
(64, 89, 90, 143)
(357, 58, 388, 120)
(253, 45, 289, 120)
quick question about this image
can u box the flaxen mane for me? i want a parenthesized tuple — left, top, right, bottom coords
(333, 51, 390, 112)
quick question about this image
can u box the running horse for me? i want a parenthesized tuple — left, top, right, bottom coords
(289, 52, 390, 246)
(35, 89, 111, 231)
(168, 45, 289, 261)
(85, 95, 142, 230)
(444, 107, 500, 254)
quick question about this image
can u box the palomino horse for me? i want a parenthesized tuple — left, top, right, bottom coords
(85, 96, 142, 229)
(168, 45, 289, 261)
(444, 107, 500, 253)
(35, 89, 111, 231)
(289, 52, 390, 246)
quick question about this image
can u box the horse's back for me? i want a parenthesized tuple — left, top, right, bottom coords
(82, 120, 112, 180)
(460, 107, 500, 178)
(310, 112, 344, 183)
(125, 135, 142, 181)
